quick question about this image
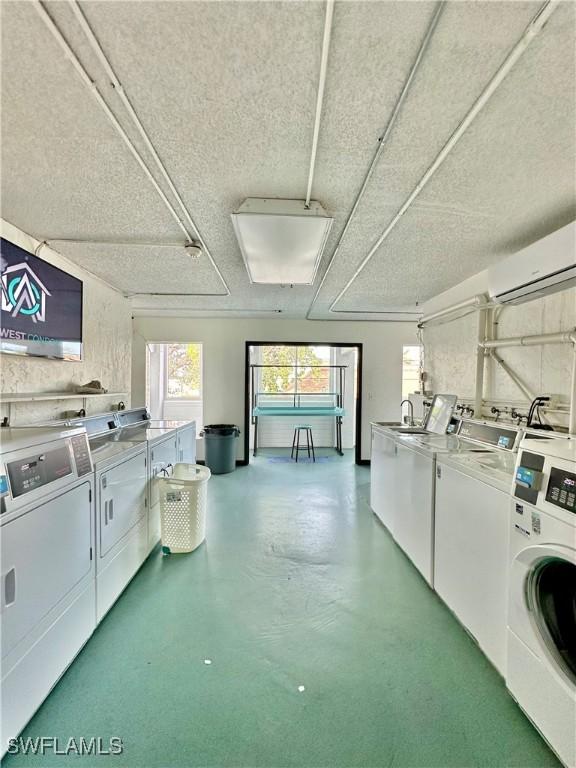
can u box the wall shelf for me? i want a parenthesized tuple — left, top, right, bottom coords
(0, 392, 128, 426)
(1, 392, 127, 403)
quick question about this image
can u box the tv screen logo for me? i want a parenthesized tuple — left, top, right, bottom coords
(1, 262, 51, 323)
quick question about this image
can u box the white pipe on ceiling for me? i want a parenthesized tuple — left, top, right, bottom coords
(327, 0, 558, 314)
(306, 1, 445, 318)
(305, 0, 335, 209)
(68, 1, 228, 297)
(34, 0, 229, 296)
(418, 294, 490, 326)
(47, 239, 188, 248)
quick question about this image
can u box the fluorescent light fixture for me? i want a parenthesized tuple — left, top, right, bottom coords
(231, 198, 333, 285)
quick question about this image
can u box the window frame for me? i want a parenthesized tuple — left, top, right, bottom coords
(257, 344, 334, 396)
(401, 344, 422, 400)
(163, 342, 203, 402)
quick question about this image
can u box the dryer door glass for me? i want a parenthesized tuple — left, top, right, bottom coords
(530, 558, 576, 684)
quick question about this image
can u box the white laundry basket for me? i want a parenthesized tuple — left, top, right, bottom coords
(157, 463, 211, 554)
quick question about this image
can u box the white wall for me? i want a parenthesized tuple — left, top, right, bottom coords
(1, 220, 132, 424)
(421, 272, 576, 430)
(132, 317, 418, 461)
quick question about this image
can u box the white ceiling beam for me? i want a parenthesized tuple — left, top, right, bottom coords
(305, 0, 335, 209)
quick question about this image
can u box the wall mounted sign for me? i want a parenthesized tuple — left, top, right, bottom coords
(1, 238, 83, 361)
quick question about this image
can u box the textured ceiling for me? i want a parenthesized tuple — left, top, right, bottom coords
(1, 0, 574, 319)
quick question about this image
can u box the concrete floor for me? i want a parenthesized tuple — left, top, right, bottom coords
(2, 453, 560, 767)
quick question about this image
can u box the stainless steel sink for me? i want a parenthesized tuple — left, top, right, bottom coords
(390, 427, 429, 434)
(373, 422, 428, 434)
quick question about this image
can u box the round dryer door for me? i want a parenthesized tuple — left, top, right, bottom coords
(527, 555, 576, 686)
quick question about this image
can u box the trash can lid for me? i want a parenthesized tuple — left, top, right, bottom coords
(202, 424, 240, 436)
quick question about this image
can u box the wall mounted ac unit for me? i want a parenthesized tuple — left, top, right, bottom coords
(488, 221, 576, 305)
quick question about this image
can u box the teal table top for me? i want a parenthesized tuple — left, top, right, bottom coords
(253, 406, 345, 417)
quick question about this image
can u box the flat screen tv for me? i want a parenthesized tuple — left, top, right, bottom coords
(1, 238, 83, 361)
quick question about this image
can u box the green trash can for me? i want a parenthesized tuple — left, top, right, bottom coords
(201, 424, 241, 474)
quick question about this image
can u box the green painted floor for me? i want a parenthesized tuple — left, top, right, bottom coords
(3, 452, 560, 768)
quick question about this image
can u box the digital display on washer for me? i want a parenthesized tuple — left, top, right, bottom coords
(7, 447, 73, 498)
(546, 467, 576, 513)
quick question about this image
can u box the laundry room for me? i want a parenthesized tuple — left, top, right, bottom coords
(1, 1, 575, 767)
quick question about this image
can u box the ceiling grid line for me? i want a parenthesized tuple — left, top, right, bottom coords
(327, 0, 558, 315)
(306, 0, 446, 319)
(33, 0, 230, 297)
(69, 0, 229, 297)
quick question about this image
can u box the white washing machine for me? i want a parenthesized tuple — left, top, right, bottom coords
(371, 418, 515, 587)
(434, 429, 520, 675)
(0, 427, 95, 756)
(507, 435, 576, 768)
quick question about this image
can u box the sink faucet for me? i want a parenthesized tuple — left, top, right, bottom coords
(400, 399, 415, 427)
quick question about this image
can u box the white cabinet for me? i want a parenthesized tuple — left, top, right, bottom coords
(370, 428, 398, 534)
(177, 423, 196, 463)
(435, 463, 509, 674)
(393, 444, 435, 585)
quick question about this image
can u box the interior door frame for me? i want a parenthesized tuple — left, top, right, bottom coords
(244, 341, 364, 465)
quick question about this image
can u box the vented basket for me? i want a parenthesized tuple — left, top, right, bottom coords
(157, 464, 211, 554)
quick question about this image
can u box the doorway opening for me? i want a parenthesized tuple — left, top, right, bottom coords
(146, 342, 203, 437)
(245, 342, 362, 465)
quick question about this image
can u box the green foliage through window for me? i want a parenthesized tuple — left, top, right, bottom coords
(260, 345, 331, 394)
(166, 343, 202, 399)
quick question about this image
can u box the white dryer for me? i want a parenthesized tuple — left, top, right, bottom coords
(89, 434, 148, 622)
(0, 427, 95, 756)
(65, 412, 179, 556)
(507, 436, 576, 768)
(112, 424, 178, 553)
(116, 408, 196, 463)
(58, 413, 151, 622)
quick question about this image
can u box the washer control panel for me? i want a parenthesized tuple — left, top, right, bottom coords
(6, 446, 73, 498)
(546, 466, 576, 513)
(70, 433, 93, 476)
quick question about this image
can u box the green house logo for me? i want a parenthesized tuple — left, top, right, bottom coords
(1, 262, 51, 323)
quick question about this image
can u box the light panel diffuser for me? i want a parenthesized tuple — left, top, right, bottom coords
(231, 199, 333, 285)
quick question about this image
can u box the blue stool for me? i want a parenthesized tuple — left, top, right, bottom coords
(291, 425, 315, 462)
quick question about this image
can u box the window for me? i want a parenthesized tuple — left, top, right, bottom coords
(402, 345, 422, 399)
(259, 345, 332, 394)
(164, 343, 202, 400)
